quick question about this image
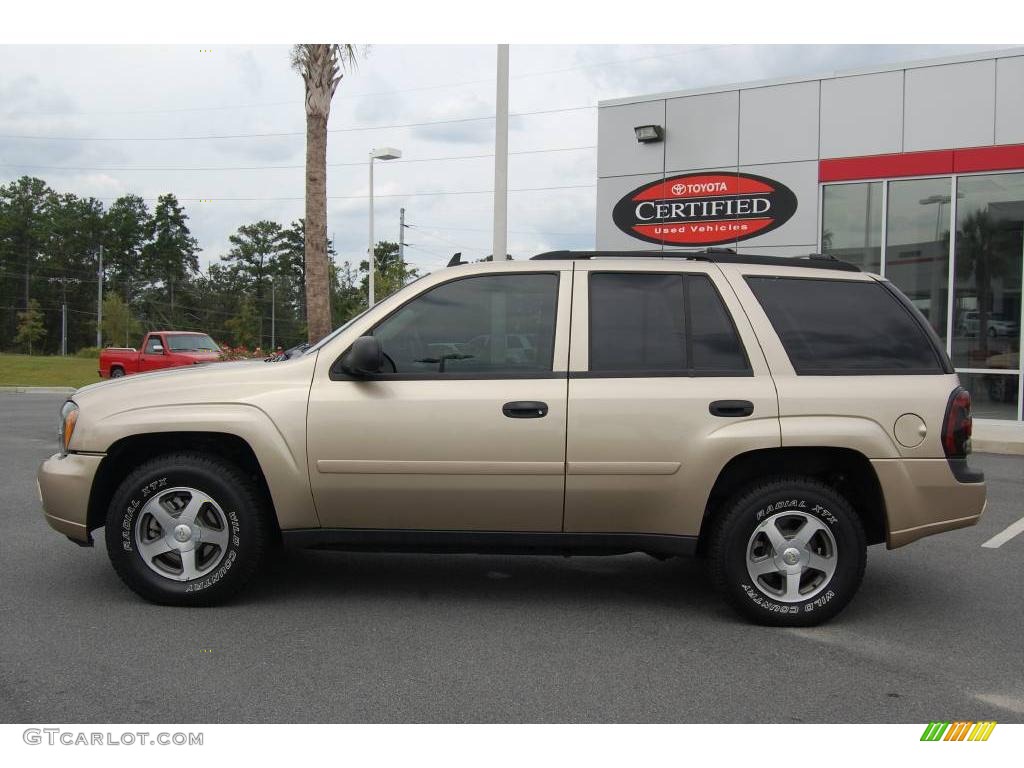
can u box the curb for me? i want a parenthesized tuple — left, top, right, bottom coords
(974, 440, 1024, 457)
(0, 386, 77, 394)
(973, 423, 1024, 457)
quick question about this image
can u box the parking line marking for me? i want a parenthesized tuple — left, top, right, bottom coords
(981, 516, 1024, 549)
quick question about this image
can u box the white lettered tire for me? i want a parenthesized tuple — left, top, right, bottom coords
(708, 477, 866, 626)
(104, 452, 271, 606)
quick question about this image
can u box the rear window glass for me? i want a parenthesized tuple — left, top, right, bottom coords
(745, 276, 945, 375)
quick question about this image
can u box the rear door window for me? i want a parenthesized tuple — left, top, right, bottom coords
(588, 273, 750, 376)
(745, 276, 947, 375)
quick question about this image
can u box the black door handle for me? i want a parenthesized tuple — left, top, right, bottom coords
(709, 400, 754, 418)
(502, 401, 549, 419)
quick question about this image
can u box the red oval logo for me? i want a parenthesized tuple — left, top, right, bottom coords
(612, 172, 797, 246)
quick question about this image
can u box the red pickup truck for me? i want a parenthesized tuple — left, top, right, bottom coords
(99, 331, 222, 379)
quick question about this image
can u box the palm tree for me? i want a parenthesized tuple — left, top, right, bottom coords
(955, 209, 1014, 363)
(290, 44, 360, 343)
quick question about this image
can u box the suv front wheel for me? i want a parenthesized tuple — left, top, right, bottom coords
(708, 477, 866, 626)
(104, 452, 271, 606)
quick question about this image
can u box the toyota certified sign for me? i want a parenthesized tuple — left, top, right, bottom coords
(612, 172, 797, 246)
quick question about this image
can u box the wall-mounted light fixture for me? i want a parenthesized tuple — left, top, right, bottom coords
(634, 124, 664, 143)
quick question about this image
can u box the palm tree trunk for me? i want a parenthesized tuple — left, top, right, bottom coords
(304, 113, 331, 342)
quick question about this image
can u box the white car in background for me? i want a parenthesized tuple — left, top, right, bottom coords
(958, 311, 1020, 338)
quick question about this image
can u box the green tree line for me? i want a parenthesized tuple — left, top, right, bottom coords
(0, 175, 418, 355)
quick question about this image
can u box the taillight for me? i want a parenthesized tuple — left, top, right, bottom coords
(941, 387, 972, 458)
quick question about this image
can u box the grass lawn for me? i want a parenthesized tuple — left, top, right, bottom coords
(0, 354, 102, 388)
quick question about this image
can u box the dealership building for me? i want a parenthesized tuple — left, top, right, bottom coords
(596, 48, 1024, 424)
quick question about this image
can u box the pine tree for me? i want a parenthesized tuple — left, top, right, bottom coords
(142, 194, 200, 327)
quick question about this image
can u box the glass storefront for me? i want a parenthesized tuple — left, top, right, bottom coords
(821, 182, 882, 273)
(885, 178, 952, 340)
(951, 174, 1023, 372)
(822, 171, 1024, 421)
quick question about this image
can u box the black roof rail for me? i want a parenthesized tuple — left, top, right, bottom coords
(529, 248, 860, 273)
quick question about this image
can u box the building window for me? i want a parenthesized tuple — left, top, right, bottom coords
(885, 177, 952, 340)
(957, 372, 1020, 420)
(950, 173, 1023, 373)
(821, 182, 883, 273)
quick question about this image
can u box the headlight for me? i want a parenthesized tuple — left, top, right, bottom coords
(59, 400, 79, 456)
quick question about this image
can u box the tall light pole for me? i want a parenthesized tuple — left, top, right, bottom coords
(493, 44, 510, 260)
(368, 147, 402, 306)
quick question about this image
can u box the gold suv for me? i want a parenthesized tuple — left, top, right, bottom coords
(38, 250, 986, 625)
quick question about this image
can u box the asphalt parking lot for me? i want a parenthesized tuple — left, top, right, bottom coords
(1, 391, 1022, 723)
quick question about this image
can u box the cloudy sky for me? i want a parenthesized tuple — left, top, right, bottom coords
(0, 44, 1008, 275)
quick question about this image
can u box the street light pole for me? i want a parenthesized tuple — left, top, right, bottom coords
(368, 155, 375, 307)
(493, 44, 510, 261)
(367, 147, 402, 307)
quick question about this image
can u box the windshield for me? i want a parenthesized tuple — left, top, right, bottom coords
(166, 334, 220, 352)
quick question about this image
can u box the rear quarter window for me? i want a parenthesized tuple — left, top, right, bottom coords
(745, 276, 947, 375)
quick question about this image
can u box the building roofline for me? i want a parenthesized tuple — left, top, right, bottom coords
(598, 46, 1024, 108)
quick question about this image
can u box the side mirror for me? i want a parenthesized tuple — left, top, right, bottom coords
(152, 344, 164, 354)
(342, 335, 383, 376)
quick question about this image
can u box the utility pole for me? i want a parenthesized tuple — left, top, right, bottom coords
(399, 207, 406, 285)
(271, 280, 276, 351)
(48, 277, 79, 356)
(96, 245, 103, 348)
(493, 44, 510, 261)
(24, 244, 30, 309)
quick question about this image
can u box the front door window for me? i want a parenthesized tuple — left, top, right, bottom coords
(372, 273, 558, 377)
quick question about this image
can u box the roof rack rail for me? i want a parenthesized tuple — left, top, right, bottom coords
(529, 248, 860, 273)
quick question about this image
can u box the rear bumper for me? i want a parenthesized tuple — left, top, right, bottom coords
(872, 457, 986, 548)
(38, 452, 104, 545)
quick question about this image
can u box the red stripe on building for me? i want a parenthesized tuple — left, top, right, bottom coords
(819, 143, 1024, 182)
(820, 150, 952, 182)
(954, 144, 1024, 173)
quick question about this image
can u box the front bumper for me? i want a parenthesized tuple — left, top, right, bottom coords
(38, 452, 104, 545)
(872, 458, 987, 548)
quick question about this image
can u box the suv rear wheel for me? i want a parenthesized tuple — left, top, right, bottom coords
(708, 477, 866, 626)
(104, 452, 271, 606)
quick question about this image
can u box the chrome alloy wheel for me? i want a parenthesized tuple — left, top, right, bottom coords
(745, 510, 838, 603)
(133, 487, 230, 582)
